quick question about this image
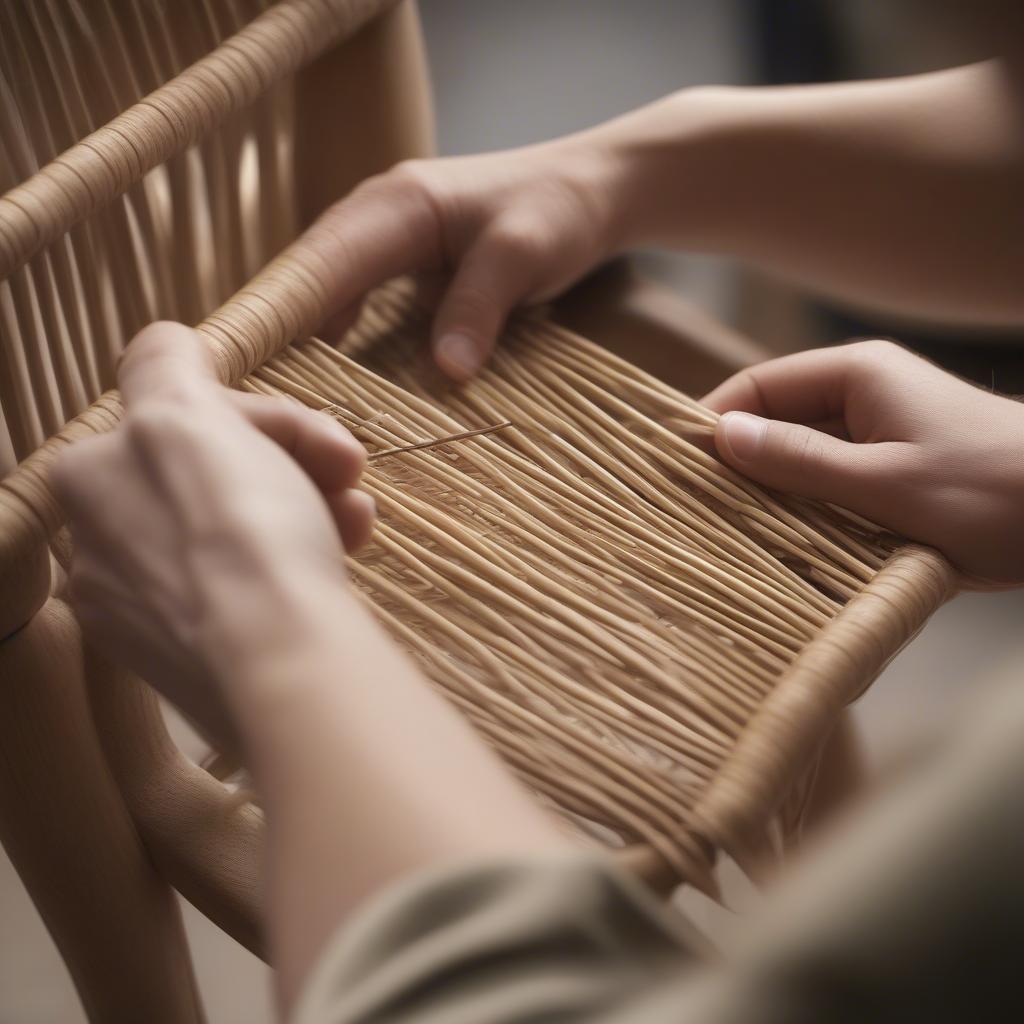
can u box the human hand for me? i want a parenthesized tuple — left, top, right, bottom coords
(703, 340, 1024, 584)
(51, 322, 375, 745)
(311, 134, 624, 379)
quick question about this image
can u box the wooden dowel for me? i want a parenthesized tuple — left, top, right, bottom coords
(367, 421, 513, 460)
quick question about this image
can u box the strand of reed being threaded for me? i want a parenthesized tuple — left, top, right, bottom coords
(367, 421, 512, 460)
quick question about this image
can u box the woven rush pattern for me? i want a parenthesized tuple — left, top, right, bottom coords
(242, 282, 898, 893)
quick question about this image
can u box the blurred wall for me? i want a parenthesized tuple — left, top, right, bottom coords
(420, 0, 748, 154)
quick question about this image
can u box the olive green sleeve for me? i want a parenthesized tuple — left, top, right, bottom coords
(289, 854, 703, 1024)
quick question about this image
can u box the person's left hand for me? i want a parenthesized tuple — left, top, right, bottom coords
(51, 322, 375, 746)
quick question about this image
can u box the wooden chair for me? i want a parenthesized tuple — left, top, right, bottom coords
(0, 3, 956, 1020)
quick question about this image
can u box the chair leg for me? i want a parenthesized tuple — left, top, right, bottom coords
(0, 596, 205, 1022)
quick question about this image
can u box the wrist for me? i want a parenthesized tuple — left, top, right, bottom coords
(194, 563, 352, 705)
(588, 85, 753, 254)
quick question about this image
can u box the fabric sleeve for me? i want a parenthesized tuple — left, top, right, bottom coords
(289, 853, 704, 1024)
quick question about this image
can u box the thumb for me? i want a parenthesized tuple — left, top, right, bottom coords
(432, 228, 537, 380)
(715, 410, 896, 512)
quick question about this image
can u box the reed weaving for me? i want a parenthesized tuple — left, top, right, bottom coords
(53, 8, 1024, 1023)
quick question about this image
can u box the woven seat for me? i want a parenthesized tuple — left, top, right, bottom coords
(0, 2, 956, 1020)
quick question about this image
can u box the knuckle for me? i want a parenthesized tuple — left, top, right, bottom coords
(130, 320, 184, 349)
(389, 158, 434, 194)
(126, 403, 191, 449)
(848, 337, 904, 364)
(353, 160, 438, 214)
(330, 162, 445, 262)
(488, 218, 543, 262)
(778, 426, 827, 472)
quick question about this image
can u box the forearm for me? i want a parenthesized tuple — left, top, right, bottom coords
(594, 61, 1024, 325)
(212, 579, 575, 1013)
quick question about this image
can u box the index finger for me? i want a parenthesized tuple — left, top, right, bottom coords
(118, 321, 218, 409)
(701, 346, 857, 424)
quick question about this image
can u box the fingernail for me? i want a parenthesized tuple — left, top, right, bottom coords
(721, 411, 768, 462)
(436, 333, 481, 379)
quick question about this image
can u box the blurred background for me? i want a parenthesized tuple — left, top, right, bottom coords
(2, 2, 1022, 1020)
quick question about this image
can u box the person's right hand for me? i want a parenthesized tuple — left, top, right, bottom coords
(703, 340, 1024, 585)
(310, 134, 625, 379)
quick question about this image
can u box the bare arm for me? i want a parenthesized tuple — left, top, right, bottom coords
(302, 59, 1024, 381)
(603, 61, 1024, 326)
(218, 590, 574, 1011)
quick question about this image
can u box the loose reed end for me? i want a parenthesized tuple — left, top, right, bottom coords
(367, 421, 514, 461)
